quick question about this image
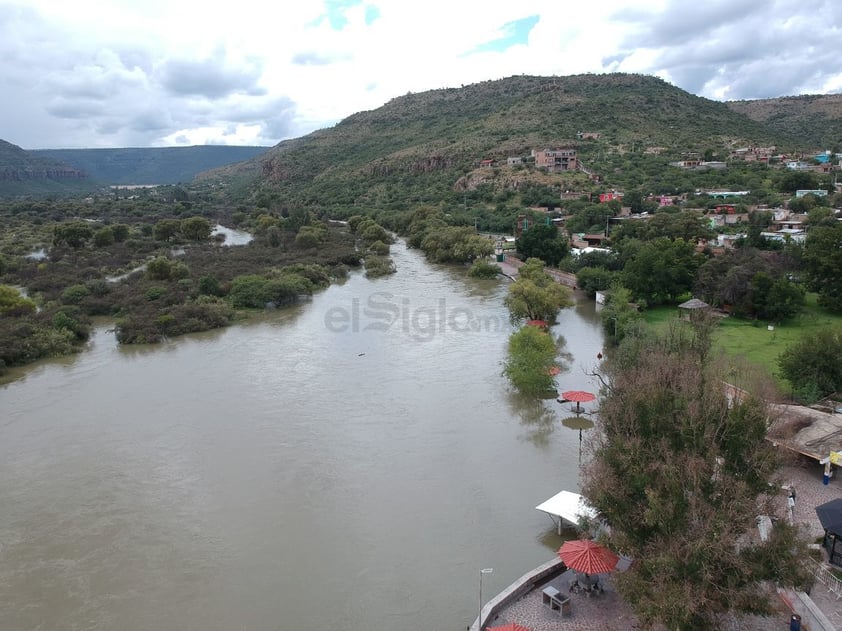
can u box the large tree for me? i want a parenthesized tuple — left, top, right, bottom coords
(516, 223, 569, 267)
(582, 323, 810, 629)
(621, 237, 700, 306)
(801, 222, 842, 311)
(778, 327, 842, 401)
(504, 258, 573, 324)
(420, 226, 493, 263)
(502, 325, 558, 396)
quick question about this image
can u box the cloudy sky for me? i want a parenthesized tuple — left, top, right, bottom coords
(1, 0, 840, 149)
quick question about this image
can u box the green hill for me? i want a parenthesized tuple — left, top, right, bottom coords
(207, 73, 799, 212)
(0, 139, 94, 197)
(727, 94, 842, 149)
(31, 145, 270, 185)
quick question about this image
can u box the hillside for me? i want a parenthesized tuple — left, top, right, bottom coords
(727, 94, 842, 148)
(0, 139, 93, 196)
(207, 73, 798, 211)
(31, 145, 270, 185)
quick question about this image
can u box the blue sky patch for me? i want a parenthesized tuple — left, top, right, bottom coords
(310, 0, 379, 30)
(466, 15, 540, 54)
(364, 4, 380, 26)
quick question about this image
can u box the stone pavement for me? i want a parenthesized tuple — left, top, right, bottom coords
(492, 571, 796, 631)
(488, 458, 842, 631)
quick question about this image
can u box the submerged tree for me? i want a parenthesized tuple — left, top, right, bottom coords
(582, 320, 810, 630)
(504, 258, 573, 324)
(502, 325, 558, 397)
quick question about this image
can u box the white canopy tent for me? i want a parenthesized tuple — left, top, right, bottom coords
(535, 490, 598, 535)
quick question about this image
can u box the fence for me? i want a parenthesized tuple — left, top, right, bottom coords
(809, 558, 842, 600)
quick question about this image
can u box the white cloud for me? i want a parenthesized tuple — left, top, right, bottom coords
(0, 0, 839, 148)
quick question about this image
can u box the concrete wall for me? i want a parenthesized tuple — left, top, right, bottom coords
(470, 558, 567, 631)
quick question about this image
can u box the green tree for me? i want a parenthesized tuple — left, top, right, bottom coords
(622, 238, 700, 305)
(565, 203, 615, 235)
(778, 328, 842, 401)
(600, 284, 643, 346)
(198, 275, 223, 297)
(778, 170, 817, 193)
(502, 325, 558, 396)
(111, 223, 130, 242)
(146, 257, 173, 281)
(504, 258, 573, 324)
(295, 228, 321, 249)
(583, 325, 810, 630)
(0, 285, 36, 316)
(576, 266, 616, 298)
(153, 218, 182, 242)
(93, 226, 115, 248)
(751, 274, 804, 322)
(516, 223, 569, 267)
(229, 275, 269, 308)
(420, 226, 492, 263)
(801, 223, 842, 311)
(53, 221, 93, 248)
(180, 216, 212, 241)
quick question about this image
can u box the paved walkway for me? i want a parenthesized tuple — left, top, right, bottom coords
(489, 459, 842, 631)
(495, 256, 577, 288)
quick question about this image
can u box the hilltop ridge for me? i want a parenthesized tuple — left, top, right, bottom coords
(206, 73, 810, 210)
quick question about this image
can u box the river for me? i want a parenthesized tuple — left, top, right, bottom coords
(0, 240, 604, 631)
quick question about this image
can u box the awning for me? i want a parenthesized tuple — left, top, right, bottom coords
(536, 490, 597, 534)
(816, 497, 842, 535)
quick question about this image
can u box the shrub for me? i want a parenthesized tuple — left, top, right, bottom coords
(62, 284, 90, 304)
(145, 286, 166, 301)
(468, 259, 500, 278)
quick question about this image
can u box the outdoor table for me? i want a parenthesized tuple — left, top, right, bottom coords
(542, 586, 572, 616)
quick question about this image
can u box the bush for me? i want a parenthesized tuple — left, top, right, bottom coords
(229, 275, 269, 308)
(62, 284, 90, 304)
(468, 259, 500, 278)
(364, 255, 396, 278)
(145, 286, 166, 301)
(146, 257, 173, 281)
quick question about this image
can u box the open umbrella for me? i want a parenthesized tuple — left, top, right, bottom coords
(559, 390, 596, 413)
(488, 624, 533, 631)
(557, 539, 618, 575)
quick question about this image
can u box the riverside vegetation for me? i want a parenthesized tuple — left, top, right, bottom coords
(3, 72, 842, 627)
(0, 195, 396, 373)
(4, 73, 842, 397)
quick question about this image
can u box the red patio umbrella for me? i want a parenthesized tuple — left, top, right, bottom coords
(488, 624, 533, 631)
(557, 539, 619, 575)
(559, 390, 596, 413)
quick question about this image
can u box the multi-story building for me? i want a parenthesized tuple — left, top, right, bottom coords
(533, 148, 578, 172)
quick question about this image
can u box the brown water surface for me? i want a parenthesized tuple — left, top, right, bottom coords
(0, 241, 604, 631)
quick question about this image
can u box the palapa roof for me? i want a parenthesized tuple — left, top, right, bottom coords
(678, 298, 710, 310)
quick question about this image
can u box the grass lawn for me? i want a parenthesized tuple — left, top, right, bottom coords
(642, 294, 842, 392)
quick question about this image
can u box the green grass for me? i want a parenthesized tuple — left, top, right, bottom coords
(642, 295, 842, 391)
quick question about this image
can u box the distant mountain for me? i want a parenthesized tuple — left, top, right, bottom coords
(727, 94, 842, 149)
(31, 145, 270, 185)
(204, 73, 802, 210)
(0, 139, 92, 196)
